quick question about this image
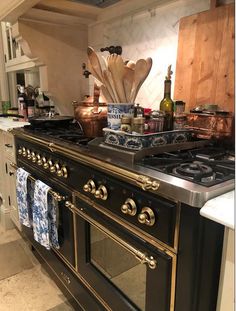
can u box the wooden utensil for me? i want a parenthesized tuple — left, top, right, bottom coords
(87, 46, 104, 84)
(103, 69, 119, 102)
(107, 54, 127, 103)
(123, 66, 134, 102)
(100, 85, 113, 103)
(130, 57, 152, 103)
(126, 60, 136, 70)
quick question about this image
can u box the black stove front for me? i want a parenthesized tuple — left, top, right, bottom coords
(139, 147, 235, 187)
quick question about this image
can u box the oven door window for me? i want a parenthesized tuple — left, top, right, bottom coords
(76, 199, 173, 311)
(90, 225, 147, 310)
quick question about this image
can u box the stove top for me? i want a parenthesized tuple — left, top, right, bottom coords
(139, 147, 235, 187)
(23, 124, 93, 147)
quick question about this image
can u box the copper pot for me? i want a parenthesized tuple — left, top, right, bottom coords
(73, 100, 107, 137)
(186, 112, 234, 139)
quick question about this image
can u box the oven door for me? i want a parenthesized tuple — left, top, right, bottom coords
(17, 160, 75, 268)
(75, 196, 175, 311)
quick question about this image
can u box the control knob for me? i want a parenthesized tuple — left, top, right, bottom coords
(57, 166, 68, 178)
(138, 207, 155, 226)
(26, 149, 31, 159)
(83, 179, 96, 194)
(22, 147, 26, 157)
(36, 154, 42, 165)
(94, 185, 108, 201)
(31, 152, 36, 163)
(18, 148, 23, 155)
(121, 198, 137, 216)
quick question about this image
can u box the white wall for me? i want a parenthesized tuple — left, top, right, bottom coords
(88, 0, 234, 109)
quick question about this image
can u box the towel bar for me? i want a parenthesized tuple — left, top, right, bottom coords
(10, 162, 67, 202)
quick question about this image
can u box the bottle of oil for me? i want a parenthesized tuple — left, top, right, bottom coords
(160, 65, 174, 131)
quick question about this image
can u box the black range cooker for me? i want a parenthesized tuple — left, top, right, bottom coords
(12, 124, 234, 311)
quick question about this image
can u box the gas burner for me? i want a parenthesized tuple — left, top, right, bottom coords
(138, 146, 235, 187)
(173, 161, 214, 182)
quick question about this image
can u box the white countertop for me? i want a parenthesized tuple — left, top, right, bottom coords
(200, 191, 235, 230)
(0, 117, 29, 130)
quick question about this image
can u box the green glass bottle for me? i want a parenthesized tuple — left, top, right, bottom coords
(160, 65, 174, 131)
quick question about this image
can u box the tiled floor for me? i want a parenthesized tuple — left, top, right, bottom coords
(0, 225, 74, 311)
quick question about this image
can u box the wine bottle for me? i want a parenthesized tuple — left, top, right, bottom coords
(160, 65, 174, 131)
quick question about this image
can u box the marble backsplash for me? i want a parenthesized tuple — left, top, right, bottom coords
(88, 0, 233, 109)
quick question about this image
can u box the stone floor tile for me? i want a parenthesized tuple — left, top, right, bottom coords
(0, 226, 21, 245)
(46, 301, 75, 311)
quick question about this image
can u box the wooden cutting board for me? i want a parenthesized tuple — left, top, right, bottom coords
(174, 4, 234, 112)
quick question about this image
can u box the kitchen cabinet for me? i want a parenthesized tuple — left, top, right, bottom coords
(0, 129, 21, 230)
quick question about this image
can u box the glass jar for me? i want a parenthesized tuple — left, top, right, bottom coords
(173, 113, 187, 130)
(148, 110, 165, 133)
(132, 117, 145, 134)
(120, 116, 131, 132)
(174, 101, 185, 113)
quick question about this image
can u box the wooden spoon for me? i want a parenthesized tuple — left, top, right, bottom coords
(100, 85, 113, 103)
(130, 57, 152, 103)
(126, 60, 136, 70)
(123, 66, 134, 102)
(87, 46, 104, 83)
(103, 69, 119, 103)
(107, 54, 127, 103)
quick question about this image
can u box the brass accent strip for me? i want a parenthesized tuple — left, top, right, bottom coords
(75, 191, 178, 254)
(170, 251, 177, 311)
(73, 212, 78, 272)
(173, 202, 181, 252)
(14, 132, 161, 194)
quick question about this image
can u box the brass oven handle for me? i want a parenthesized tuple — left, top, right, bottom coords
(9, 162, 66, 202)
(75, 206, 157, 270)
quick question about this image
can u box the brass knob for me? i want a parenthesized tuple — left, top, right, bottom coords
(22, 147, 26, 157)
(42, 157, 47, 168)
(26, 149, 31, 159)
(50, 165, 56, 173)
(57, 169, 63, 177)
(43, 162, 49, 169)
(121, 198, 137, 216)
(94, 185, 108, 200)
(31, 152, 36, 162)
(138, 207, 155, 226)
(61, 166, 68, 178)
(36, 154, 42, 165)
(83, 179, 96, 194)
(18, 148, 23, 155)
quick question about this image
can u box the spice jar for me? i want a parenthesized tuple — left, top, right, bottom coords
(173, 113, 187, 130)
(174, 101, 185, 113)
(134, 104, 144, 117)
(120, 116, 131, 132)
(148, 110, 165, 133)
(132, 117, 145, 134)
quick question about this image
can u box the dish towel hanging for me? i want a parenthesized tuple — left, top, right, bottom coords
(16, 168, 32, 227)
(32, 180, 60, 250)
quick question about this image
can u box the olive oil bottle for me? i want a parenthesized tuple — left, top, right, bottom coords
(160, 65, 174, 131)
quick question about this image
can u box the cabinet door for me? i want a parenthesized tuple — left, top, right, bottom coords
(5, 159, 21, 230)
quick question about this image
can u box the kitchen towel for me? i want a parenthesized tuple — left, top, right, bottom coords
(16, 168, 32, 227)
(32, 180, 60, 250)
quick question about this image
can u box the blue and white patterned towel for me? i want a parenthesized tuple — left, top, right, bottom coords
(16, 168, 32, 227)
(32, 180, 60, 250)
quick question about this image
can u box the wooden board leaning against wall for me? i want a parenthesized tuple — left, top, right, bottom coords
(174, 3, 234, 113)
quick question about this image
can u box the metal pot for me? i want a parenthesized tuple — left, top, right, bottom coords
(73, 100, 107, 137)
(28, 115, 74, 128)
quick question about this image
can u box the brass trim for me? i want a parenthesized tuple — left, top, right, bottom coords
(138, 207, 156, 226)
(72, 195, 78, 272)
(75, 190, 178, 254)
(14, 132, 162, 194)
